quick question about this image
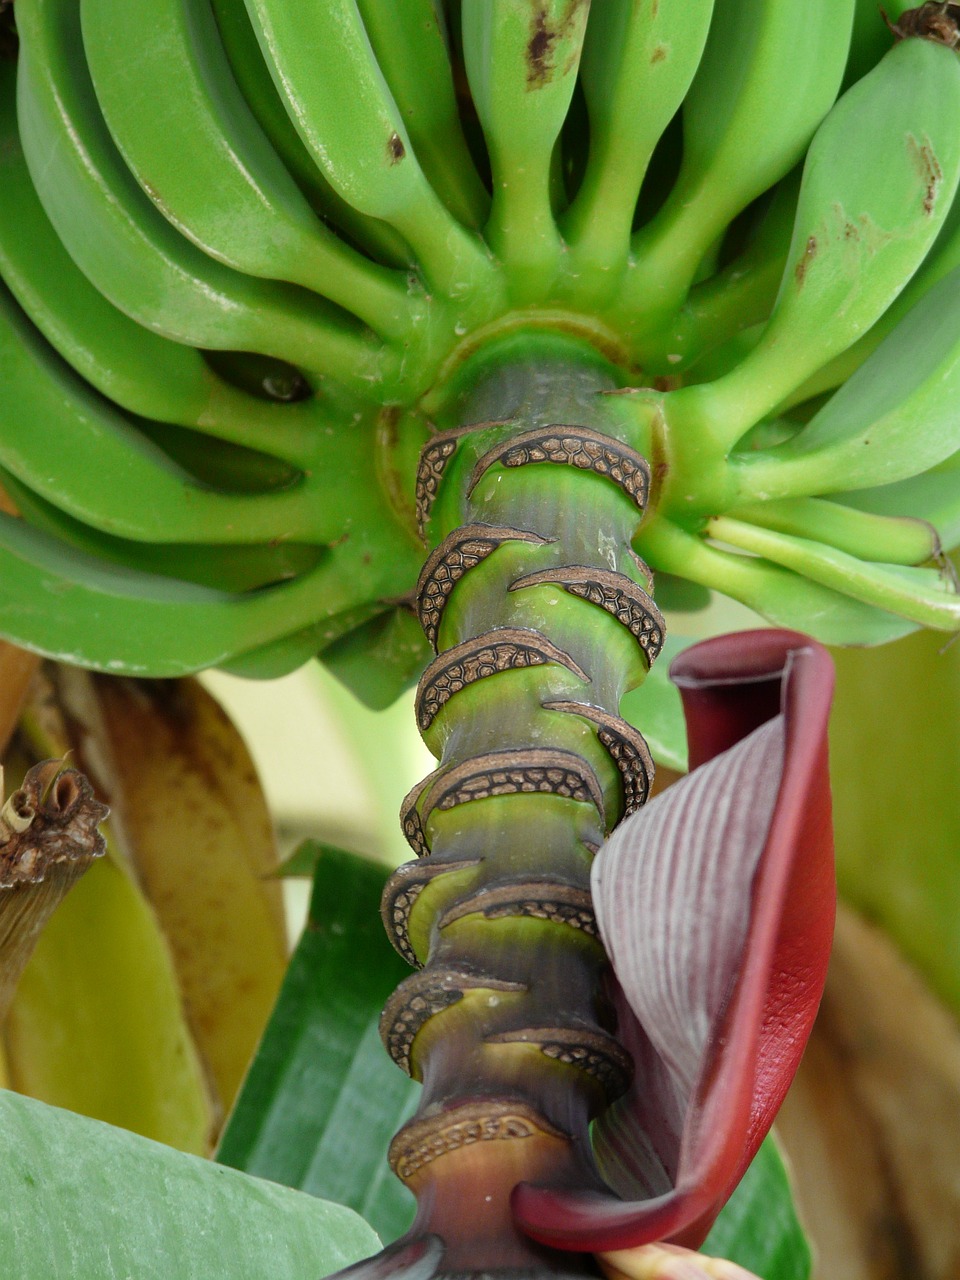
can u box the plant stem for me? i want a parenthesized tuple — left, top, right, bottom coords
(379, 335, 663, 1276)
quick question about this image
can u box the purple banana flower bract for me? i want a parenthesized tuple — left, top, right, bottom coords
(514, 630, 835, 1252)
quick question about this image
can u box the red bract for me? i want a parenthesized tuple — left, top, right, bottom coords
(513, 630, 835, 1252)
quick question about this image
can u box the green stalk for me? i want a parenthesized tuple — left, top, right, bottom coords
(380, 336, 663, 1274)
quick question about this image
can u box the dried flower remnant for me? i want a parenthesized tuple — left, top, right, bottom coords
(0, 759, 108, 1017)
(882, 2, 960, 48)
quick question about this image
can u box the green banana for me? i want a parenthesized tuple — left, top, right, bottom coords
(724, 498, 938, 566)
(708, 515, 960, 631)
(638, 519, 920, 646)
(460, 0, 588, 301)
(565, 0, 715, 298)
(14, 0, 392, 392)
(662, 34, 960, 464)
(242, 0, 498, 305)
(79, 0, 414, 338)
(354, 0, 489, 230)
(0, 68, 318, 466)
(623, 0, 855, 326)
(778, 171, 960, 409)
(208, 0, 411, 266)
(0, 472, 324, 594)
(836, 452, 960, 552)
(733, 266, 960, 500)
(0, 511, 420, 677)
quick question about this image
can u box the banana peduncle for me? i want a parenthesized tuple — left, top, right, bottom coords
(380, 336, 663, 1277)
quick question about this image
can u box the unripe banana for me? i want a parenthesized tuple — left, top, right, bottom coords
(779, 173, 960, 409)
(834, 451, 960, 552)
(708, 515, 960, 631)
(461, 0, 589, 301)
(725, 498, 938, 566)
(639, 520, 920, 647)
(623, 0, 855, 326)
(0, 506, 418, 678)
(664, 34, 960, 461)
(354, 0, 489, 230)
(208, 0, 411, 266)
(80, 0, 413, 338)
(242, 0, 497, 304)
(734, 265, 960, 500)
(564, 0, 715, 298)
(14, 0, 391, 391)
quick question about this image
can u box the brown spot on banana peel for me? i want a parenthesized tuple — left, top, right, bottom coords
(387, 132, 406, 164)
(794, 200, 906, 292)
(525, 0, 587, 88)
(794, 235, 818, 287)
(527, 9, 555, 84)
(906, 133, 944, 214)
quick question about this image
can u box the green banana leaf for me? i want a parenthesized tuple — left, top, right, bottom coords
(217, 844, 812, 1270)
(216, 845, 420, 1242)
(0, 1087, 379, 1280)
(703, 1136, 811, 1279)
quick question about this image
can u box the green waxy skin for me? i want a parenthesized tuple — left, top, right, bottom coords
(380, 339, 660, 1274)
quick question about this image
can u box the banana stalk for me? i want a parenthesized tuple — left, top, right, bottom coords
(342, 339, 836, 1280)
(375, 336, 660, 1278)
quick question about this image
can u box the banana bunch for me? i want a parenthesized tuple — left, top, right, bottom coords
(1, 0, 959, 701)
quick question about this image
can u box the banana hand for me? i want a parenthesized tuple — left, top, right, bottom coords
(624, 0, 855, 324)
(80, 0, 414, 338)
(687, 35, 960, 447)
(14, 0, 391, 391)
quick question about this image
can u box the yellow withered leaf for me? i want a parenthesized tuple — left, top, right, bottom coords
(77, 672, 288, 1114)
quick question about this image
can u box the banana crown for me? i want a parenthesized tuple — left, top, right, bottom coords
(1, 0, 959, 699)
